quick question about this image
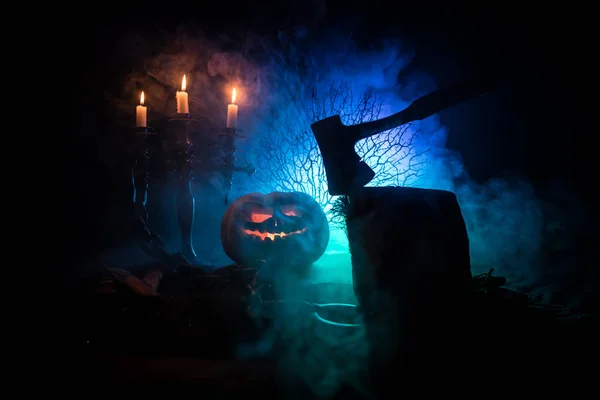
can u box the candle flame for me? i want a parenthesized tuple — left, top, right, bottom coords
(181, 75, 187, 91)
(231, 88, 237, 104)
(140, 91, 145, 105)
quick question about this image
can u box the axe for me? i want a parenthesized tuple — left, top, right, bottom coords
(310, 76, 500, 196)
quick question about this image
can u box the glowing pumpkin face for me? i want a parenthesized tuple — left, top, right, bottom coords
(220, 192, 330, 270)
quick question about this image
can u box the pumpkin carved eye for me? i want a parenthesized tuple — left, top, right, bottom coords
(248, 211, 272, 223)
(280, 205, 302, 217)
(243, 204, 273, 223)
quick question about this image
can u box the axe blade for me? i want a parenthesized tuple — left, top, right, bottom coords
(310, 76, 499, 196)
(311, 115, 375, 196)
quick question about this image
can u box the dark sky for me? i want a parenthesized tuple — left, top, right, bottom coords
(57, 1, 594, 272)
(68, 2, 592, 184)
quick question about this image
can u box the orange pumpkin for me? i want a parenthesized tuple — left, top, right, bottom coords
(220, 192, 330, 270)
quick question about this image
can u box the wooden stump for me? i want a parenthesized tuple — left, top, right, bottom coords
(344, 187, 472, 387)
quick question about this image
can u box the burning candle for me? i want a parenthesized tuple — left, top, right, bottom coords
(135, 91, 147, 127)
(176, 74, 189, 114)
(226, 88, 238, 129)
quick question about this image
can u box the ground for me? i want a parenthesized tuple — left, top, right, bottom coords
(47, 181, 598, 395)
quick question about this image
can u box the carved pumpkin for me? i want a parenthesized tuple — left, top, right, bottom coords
(221, 192, 330, 270)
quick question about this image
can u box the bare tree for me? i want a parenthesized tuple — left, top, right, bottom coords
(252, 81, 428, 225)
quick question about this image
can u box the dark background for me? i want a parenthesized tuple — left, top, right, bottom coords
(55, 2, 594, 284)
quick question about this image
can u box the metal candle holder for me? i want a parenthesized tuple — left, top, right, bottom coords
(129, 113, 202, 267)
(130, 125, 172, 262)
(164, 113, 202, 263)
(129, 115, 254, 267)
(219, 127, 241, 204)
(216, 127, 255, 204)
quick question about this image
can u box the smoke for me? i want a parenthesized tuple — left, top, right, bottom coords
(108, 24, 591, 396)
(263, 30, 589, 301)
(111, 28, 270, 129)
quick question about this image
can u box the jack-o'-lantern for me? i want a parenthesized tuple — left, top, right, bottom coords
(221, 191, 330, 270)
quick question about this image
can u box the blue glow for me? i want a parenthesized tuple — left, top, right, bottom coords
(220, 33, 559, 396)
(239, 35, 442, 285)
(223, 33, 546, 293)
(112, 28, 573, 397)
(115, 30, 551, 294)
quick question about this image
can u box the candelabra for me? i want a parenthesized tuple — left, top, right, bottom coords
(130, 114, 254, 268)
(163, 113, 201, 263)
(129, 113, 200, 269)
(217, 128, 255, 204)
(130, 125, 178, 265)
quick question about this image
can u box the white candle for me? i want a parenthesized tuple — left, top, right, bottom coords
(226, 88, 238, 129)
(176, 74, 189, 114)
(135, 91, 147, 127)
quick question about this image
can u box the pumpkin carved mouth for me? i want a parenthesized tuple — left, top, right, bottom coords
(242, 227, 308, 241)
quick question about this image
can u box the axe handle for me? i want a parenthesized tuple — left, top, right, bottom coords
(356, 76, 499, 140)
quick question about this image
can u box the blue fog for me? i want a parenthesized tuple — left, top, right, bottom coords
(102, 27, 587, 308)
(87, 26, 595, 397)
